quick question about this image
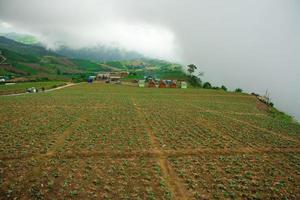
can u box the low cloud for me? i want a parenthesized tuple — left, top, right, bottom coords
(0, 0, 181, 61)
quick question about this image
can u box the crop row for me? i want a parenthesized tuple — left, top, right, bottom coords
(0, 157, 171, 199)
(168, 153, 300, 199)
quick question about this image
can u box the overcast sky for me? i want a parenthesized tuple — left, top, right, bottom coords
(0, 0, 299, 120)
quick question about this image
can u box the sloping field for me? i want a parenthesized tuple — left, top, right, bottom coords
(0, 83, 299, 199)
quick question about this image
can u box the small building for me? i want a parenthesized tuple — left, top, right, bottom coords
(181, 81, 187, 89)
(148, 80, 156, 88)
(88, 76, 96, 83)
(109, 76, 121, 82)
(170, 81, 177, 88)
(96, 73, 110, 80)
(159, 80, 167, 88)
(120, 72, 129, 78)
(138, 80, 145, 87)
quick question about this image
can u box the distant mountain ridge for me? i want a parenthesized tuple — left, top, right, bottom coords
(0, 36, 56, 56)
(56, 45, 145, 62)
(0, 36, 187, 81)
(1, 32, 145, 61)
(0, 32, 39, 45)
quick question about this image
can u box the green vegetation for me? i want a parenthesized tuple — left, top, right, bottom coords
(0, 32, 39, 45)
(0, 83, 299, 199)
(203, 82, 212, 89)
(235, 88, 243, 93)
(0, 36, 189, 82)
(0, 81, 66, 95)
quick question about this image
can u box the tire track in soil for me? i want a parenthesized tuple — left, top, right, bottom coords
(2, 147, 300, 161)
(46, 115, 87, 156)
(131, 97, 191, 200)
(18, 114, 87, 196)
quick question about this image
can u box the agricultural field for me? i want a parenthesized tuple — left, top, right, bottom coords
(0, 81, 66, 95)
(0, 83, 299, 199)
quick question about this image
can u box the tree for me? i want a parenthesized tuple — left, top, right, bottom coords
(203, 82, 212, 89)
(221, 85, 227, 91)
(187, 64, 197, 76)
(56, 68, 61, 75)
(235, 88, 243, 93)
(188, 75, 202, 87)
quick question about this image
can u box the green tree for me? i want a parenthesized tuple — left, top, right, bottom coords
(188, 75, 202, 87)
(187, 64, 197, 76)
(235, 88, 243, 93)
(56, 68, 61, 75)
(203, 82, 212, 89)
(221, 85, 227, 91)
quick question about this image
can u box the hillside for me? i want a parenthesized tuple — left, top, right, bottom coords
(0, 47, 109, 80)
(0, 32, 39, 45)
(57, 45, 144, 61)
(0, 83, 299, 199)
(0, 36, 187, 81)
(0, 32, 145, 61)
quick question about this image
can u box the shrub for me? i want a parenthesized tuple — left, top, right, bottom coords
(203, 82, 212, 89)
(221, 85, 227, 91)
(187, 75, 202, 87)
(235, 88, 243, 93)
(212, 86, 220, 90)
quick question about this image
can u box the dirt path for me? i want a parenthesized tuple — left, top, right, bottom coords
(44, 82, 77, 92)
(132, 98, 191, 200)
(46, 115, 87, 156)
(3, 147, 300, 161)
(17, 113, 86, 196)
(0, 82, 78, 97)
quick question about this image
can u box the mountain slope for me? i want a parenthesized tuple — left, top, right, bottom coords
(0, 36, 56, 57)
(56, 45, 145, 61)
(0, 36, 187, 81)
(0, 32, 39, 45)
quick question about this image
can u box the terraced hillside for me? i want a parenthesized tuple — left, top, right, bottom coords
(0, 83, 299, 199)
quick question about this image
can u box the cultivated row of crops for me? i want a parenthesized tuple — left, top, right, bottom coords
(0, 83, 299, 199)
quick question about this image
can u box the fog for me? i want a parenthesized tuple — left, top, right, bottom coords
(0, 0, 299, 121)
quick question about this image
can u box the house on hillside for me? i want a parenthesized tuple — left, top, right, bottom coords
(88, 76, 96, 83)
(148, 80, 156, 88)
(138, 80, 145, 87)
(170, 81, 177, 88)
(96, 72, 110, 80)
(181, 81, 187, 89)
(159, 80, 167, 88)
(109, 75, 121, 82)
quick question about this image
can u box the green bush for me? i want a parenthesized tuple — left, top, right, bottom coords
(235, 88, 243, 93)
(187, 75, 202, 87)
(221, 85, 227, 91)
(203, 82, 212, 89)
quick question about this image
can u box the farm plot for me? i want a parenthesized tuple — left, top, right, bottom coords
(57, 95, 152, 153)
(0, 157, 171, 199)
(168, 153, 300, 199)
(0, 97, 81, 158)
(0, 81, 66, 95)
(226, 113, 300, 140)
(0, 83, 299, 199)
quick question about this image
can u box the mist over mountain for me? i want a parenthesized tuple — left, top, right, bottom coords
(0, 32, 39, 45)
(0, 32, 145, 61)
(56, 45, 144, 62)
(0, 36, 56, 56)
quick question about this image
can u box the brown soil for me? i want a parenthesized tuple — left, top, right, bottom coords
(132, 97, 191, 200)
